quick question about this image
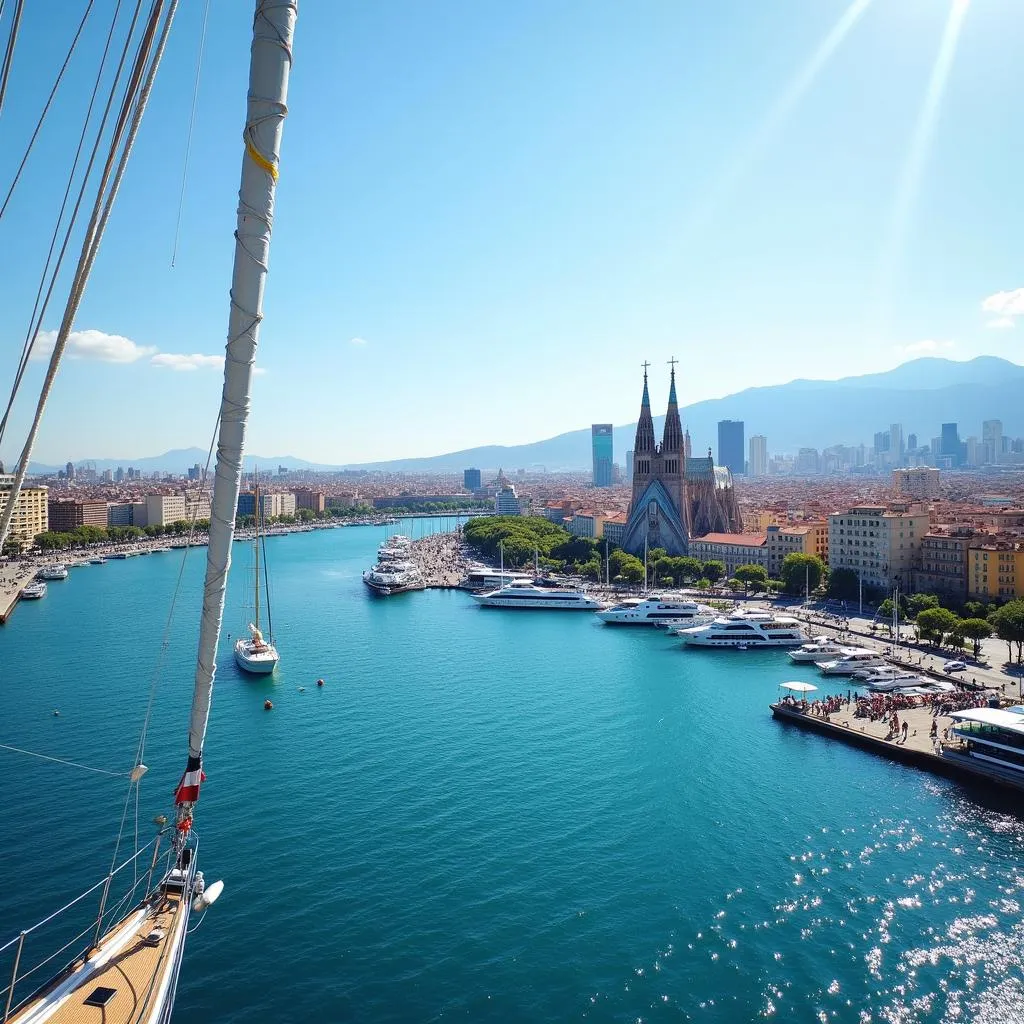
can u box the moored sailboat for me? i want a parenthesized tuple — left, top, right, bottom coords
(234, 480, 280, 674)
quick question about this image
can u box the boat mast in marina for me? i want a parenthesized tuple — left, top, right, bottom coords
(234, 477, 281, 674)
(0, 3, 297, 1020)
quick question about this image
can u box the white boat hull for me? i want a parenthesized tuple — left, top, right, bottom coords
(234, 638, 279, 674)
(472, 594, 602, 610)
(681, 636, 803, 647)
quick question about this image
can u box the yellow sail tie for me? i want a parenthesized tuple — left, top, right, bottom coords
(245, 131, 278, 180)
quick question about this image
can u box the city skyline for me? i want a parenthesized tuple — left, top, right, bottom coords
(2, 2, 1023, 464)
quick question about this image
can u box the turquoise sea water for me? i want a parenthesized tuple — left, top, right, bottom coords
(2, 520, 1023, 1023)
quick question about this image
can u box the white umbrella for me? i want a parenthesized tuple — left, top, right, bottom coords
(780, 681, 818, 693)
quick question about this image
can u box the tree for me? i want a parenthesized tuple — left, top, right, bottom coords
(916, 607, 960, 646)
(827, 567, 859, 601)
(989, 600, 1024, 665)
(674, 556, 704, 584)
(907, 593, 940, 618)
(702, 560, 725, 584)
(779, 553, 825, 596)
(960, 618, 992, 659)
(734, 563, 769, 595)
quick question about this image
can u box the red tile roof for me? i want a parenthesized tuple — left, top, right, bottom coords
(694, 533, 766, 546)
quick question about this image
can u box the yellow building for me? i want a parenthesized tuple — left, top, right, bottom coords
(968, 539, 1024, 601)
(0, 476, 49, 548)
(764, 521, 829, 575)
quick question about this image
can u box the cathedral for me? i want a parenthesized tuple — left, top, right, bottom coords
(621, 362, 742, 557)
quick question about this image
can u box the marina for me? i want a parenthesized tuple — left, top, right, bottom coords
(2, 520, 1023, 1023)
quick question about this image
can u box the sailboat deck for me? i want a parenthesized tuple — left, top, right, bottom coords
(9, 891, 185, 1024)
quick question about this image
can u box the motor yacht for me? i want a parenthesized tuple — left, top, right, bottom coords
(462, 565, 532, 591)
(677, 614, 807, 647)
(598, 596, 715, 627)
(472, 584, 603, 610)
(788, 638, 852, 663)
(21, 581, 47, 600)
(818, 649, 888, 675)
(37, 563, 69, 580)
(362, 560, 424, 596)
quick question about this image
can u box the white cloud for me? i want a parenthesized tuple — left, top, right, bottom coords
(32, 329, 156, 363)
(349, 337, 368, 346)
(981, 287, 1024, 328)
(151, 353, 224, 372)
(150, 352, 266, 375)
(897, 339, 956, 355)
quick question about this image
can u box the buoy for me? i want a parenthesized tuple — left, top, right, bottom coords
(317, 678, 324, 687)
(298, 686, 306, 692)
(264, 699, 273, 710)
(53, 709, 60, 716)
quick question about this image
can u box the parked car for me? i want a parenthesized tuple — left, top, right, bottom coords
(943, 660, 967, 673)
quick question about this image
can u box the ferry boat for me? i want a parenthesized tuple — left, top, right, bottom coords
(818, 649, 888, 675)
(676, 614, 807, 647)
(472, 584, 604, 610)
(947, 708, 1024, 779)
(598, 596, 715, 627)
(21, 581, 47, 600)
(37, 563, 69, 580)
(788, 639, 850, 663)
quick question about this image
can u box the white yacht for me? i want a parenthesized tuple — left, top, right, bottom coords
(472, 584, 603, 610)
(462, 564, 532, 591)
(677, 614, 806, 647)
(37, 563, 69, 580)
(21, 580, 47, 600)
(598, 596, 715, 627)
(818, 649, 888, 675)
(788, 639, 851, 663)
(362, 560, 424, 596)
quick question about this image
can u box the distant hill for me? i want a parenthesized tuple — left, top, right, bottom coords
(340, 356, 1024, 472)
(26, 356, 1024, 475)
(27, 449, 343, 476)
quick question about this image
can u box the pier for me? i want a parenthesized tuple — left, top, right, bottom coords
(406, 532, 467, 589)
(0, 564, 43, 623)
(771, 700, 1024, 795)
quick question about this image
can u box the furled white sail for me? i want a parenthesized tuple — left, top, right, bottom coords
(183, 1, 297, 782)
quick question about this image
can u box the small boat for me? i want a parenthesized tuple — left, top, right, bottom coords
(89, 557, 106, 565)
(21, 581, 47, 600)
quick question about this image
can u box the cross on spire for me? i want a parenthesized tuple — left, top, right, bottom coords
(667, 356, 677, 373)
(642, 360, 651, 376)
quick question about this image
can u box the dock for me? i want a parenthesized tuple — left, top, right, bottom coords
(0, 564, 41, 623)
(771, 700, 1024, 794)
(407, 532, 467, 589)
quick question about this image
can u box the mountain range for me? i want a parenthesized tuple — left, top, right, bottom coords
(28, 356, 1024, 475)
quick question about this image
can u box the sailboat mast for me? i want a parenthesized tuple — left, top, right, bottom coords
(179, 0, 296, 826)
(253, 478, 261, 631)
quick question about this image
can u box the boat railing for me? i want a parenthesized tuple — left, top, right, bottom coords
(0, 831, 183, 1021)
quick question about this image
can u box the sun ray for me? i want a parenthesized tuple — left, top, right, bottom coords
(872, 0, 972, 339)
(683, 0, 875, 237)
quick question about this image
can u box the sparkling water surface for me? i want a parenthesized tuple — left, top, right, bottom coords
(1, 521, 1022, 1022)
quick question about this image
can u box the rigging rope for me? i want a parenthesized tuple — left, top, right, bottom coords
(170, 0, 211, 268)
(0, 0, 127, 449)
(0, 0, 24, 117)
(0, 0, 150, 546)
(0, 741, 126, 777)
(0, 0, 95, 224)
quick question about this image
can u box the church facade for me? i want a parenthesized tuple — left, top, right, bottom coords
(621, 364, 742, 557)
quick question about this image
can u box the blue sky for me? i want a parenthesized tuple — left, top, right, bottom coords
(0, 0, 1021, 465)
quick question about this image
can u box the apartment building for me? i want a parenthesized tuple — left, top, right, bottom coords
(689, 533, 768, 576)
(914, 528, 973, 603)
(764, 522, 829, 575)
(967, 538, 1024, 601)
(145, 494, 188, 527)
(827, 503, 929, 590)
(0, 475, 48, 546)
(48, 499, 108, 532)
(892, 467, 940, 500)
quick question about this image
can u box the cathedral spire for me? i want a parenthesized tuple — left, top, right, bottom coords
(662, 357, 683, 452)
(633, 361, 656, 453)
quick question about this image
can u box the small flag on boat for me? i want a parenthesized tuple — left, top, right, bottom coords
(174, 754, 206, 804)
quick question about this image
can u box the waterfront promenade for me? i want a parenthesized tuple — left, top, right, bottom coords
(406, 532, 467, 588)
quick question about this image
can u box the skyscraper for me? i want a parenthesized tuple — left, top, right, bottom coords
(717, 420, 744, 474)
(982, 420, 1002, 465)
(941, 423, 960, 465)
(463, 467, 482, 491)
(591, 424, 613, 487)
(625, 450, 634, 482)
(889, 423, 904, 463)
(748, 434, 768, 476)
